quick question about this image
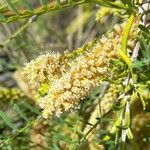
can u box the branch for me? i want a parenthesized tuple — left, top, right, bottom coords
(1, 1, 89, 23)
(1, 0, 128, 23)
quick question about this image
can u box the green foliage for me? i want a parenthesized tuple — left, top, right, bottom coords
(0, 111, 17, 131)
(132, 25, 150, 81)
(0, 0, 137, 23)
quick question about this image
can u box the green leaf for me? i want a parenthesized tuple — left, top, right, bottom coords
(0, 0, 19, 10)
(139, 24, 150, 35)
(99, 130, 109, 136)
(52, 144, 60, 150)
(100, 117, 114, 123)
(120, 0, 127, 4)
(132, 60, 144, 69)
(121, 0, 134, 8)
(0, 13, 7, 22)
(121, 13, 135, 53)
(14, 104, 28, 121)
(56, 0, 61, 4)
(0, 111, 17, 130)
(139, 25, 150, 40)
(6, 15, 20, 23)
(20, 0, 33, 11)
(138, 36, 149, 53)
(53, 132, 74, 143)
(95, 0, 126, 9)
(124, 101, 130, 128)
(119, 50, 132, 67)
(22, 102, 41, 115)
(4, 0, 19, 15)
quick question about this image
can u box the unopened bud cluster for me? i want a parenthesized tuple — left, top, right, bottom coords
(0, 87, 23, 101)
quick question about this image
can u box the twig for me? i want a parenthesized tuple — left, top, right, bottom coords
(2, 1, 88, 23)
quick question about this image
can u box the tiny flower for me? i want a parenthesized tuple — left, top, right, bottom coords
(23, 53, 68, 88)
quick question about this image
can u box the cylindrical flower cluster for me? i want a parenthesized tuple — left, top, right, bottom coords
(24, 20, 138, 119)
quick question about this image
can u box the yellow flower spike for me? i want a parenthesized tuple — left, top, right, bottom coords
(23, 18, 139, 118)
